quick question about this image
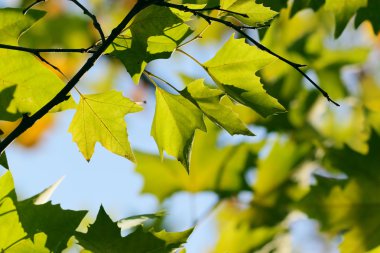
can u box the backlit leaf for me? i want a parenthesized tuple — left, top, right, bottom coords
(182, 79, 253, 136)
(0, 8, 75, 121)
(151, 87, 206, 171)
(220, 0, 278, 26)
(69, 90, 142, 162)
(203, 35, 286, 117)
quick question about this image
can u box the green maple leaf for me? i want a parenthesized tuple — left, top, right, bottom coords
(151, 87, 206, 172)
(15, 198, 87, 253)
(69, 90, 142, 162)
(76, 206, 192, 253)
(324, 0, 367, 38)
(138, 122, 256, 200)
(255, 0, 288, 12)
(203, 35, 286, 117)
(355, 0, 380, 34)
(181, 79, 253, 136)
(0, 172, 53, 253)
(0, 8, 75, 121)
(220, 0, 278, 26)
(107, 5, 191, 83)
(300, 131, 380, 253)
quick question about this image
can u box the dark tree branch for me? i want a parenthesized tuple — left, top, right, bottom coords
(0, 44, 96, 54)
(34, 53, 68, 78)
(0, 0, 152, 154)
(155, 2, 340, 106)
(68, 0, 106, 43)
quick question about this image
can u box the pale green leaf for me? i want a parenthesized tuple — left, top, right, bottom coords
(220, 0, 278, 26)
(69, 90, 142, 162)
(0, 8, 45, 45)
(151, 88, 206, 171)
(0, 8, 75, 121)
(203, 35, 286, 117)
(182, 79, 253, 136)
(5, 233, 50, 253)
(0, 198, 27, 251)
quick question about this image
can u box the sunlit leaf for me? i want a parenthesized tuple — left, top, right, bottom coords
(203, 35, 286, 117)
(220, 0, 278, 26)
(151, 87, 206, 171)
(0, 8, 75, 121)
(69, 90, 142, 162)
(182, 79, 253, 136)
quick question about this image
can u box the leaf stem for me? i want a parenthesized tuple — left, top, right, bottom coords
(144, 70, 180, 93)
(177, 24, 210, 48)
(1, 236, 28, 252)
(0, 0, 152, 154)
(155, 2, 339, 106)
(176, 48, 204, 69)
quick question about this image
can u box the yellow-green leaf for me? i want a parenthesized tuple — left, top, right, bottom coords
(151, 88, 206, 171)
(203, 35, 286, 117)
(0, 8, 75, 121)
(69, 90, 142, 162)
(182, 79, 253, 136)
(220, 0, 278, 26)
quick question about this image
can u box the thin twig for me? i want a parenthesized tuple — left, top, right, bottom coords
(68, 0, 106, 43)
(0, 44, 96, 54)
(177, 24, 210, 48)
(176, 48, 204, 68)
(0, 0, 152, 154)
(144, 70, 180, 93)
(239, 24, 270, 29)
(23, 0, 46, 14)
(155, 2, 339, 106)
(34, 53, 67, 78)
(189, 5, 248, 18)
